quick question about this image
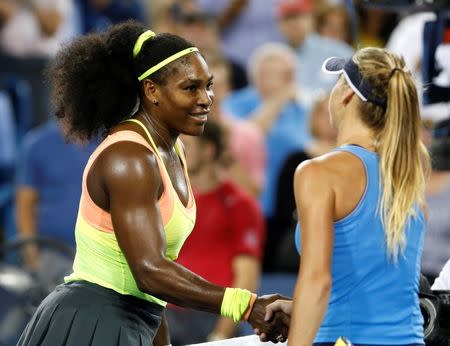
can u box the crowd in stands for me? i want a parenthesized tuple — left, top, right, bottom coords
(1, 0, 449, 344)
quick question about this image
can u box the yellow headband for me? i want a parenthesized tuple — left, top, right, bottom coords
(137, 47, 199, 81)
(133, 30, 199, 81)
(133, 30, 156, 58)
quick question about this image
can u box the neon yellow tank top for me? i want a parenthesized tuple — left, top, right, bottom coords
(65, 119, 196, 306)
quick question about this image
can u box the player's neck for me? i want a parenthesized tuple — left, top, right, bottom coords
(337, 114, 376, 151)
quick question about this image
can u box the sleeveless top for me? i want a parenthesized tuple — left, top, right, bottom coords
(65, 119, 196, 307)
(295, 145, 425, 345)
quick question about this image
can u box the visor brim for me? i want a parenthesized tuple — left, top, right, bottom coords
(322, 57, 347, 75)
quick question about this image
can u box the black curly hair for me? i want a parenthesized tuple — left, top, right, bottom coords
(48, 21, 196, 140)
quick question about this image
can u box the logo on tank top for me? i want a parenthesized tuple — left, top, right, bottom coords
(244, 229, 259, 249)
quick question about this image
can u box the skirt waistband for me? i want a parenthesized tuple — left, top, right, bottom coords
(61, 280, 165, 315)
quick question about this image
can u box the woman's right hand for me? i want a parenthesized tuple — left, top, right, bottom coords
(254, 299, 293, 342)
(265, 299, 293, 321)
(248, 295, 291, 343)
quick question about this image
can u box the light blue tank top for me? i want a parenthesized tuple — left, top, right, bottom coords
(295, 145, 425, 345)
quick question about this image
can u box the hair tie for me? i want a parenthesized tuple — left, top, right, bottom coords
(388, 67, 408, 80)
(133, 30, 156, 58)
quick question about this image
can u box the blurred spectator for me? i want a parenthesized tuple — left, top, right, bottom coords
(149, 0, 207, 34)
(420, 119, 434, 148)
(195, 0, 284, 70)
(387, 11, 450, 123)
(148, 0, 178, 33)
(319, 0, 345, 5)
(432, 258, 450, 290)
(421, 118, 450, 282)
(176, 9, 247, 90)
(166, 121, 265, 344)
(267, 92, 337, 271)
(78, 0, 147, 34)
(208, 55, 266, 197)
(356, 5, 397, 48)
(0, 0, 79, 126)
(315, 3, 351, 45)
(276, 0, 353, 107)
(0, 57, 49, 127)
(223, 42, 311, 220)
(387, 12, 435, 83)
(15, 120, 97, 270)
(0, 0, 77, 57)
(0, 0, 78, 125)
(0, 90, 15, 241)
(0, 90, 15, 182)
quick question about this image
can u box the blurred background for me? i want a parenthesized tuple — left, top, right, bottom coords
(0, 0, 449, 344)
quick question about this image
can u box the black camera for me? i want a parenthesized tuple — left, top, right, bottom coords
(420, 275, 450, 345)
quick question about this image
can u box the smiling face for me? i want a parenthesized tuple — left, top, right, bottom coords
(145, 52, 214, 136)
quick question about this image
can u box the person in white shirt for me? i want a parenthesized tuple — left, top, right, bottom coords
(0, 0, 77, 58)
(432, 259, 450, 290)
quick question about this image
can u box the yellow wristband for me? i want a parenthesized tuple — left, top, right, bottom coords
(220, 287, 253, 323)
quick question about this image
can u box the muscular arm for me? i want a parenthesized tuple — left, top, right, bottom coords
(288, 160, 334, 345)
(90, 141, 285, 341)
(100, 142, 225, 313)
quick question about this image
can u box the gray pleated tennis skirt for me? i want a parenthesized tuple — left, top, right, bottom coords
(17, 280, 164, 346)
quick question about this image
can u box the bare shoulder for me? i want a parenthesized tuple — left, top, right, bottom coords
(293, 157, 335, 198)
(97, 140, 161, 189)
(294, 151, 348, 181)
(294, 151, 364, 194)
(294, 158, 330, 184)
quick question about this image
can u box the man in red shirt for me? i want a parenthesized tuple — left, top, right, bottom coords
(166, 121, 266, 345)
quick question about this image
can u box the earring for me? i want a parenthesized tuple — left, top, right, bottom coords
(152, 99, 158, 105)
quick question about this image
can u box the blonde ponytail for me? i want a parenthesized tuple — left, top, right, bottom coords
(353, 48, 430, 260)
(378, 69, 430, 259)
